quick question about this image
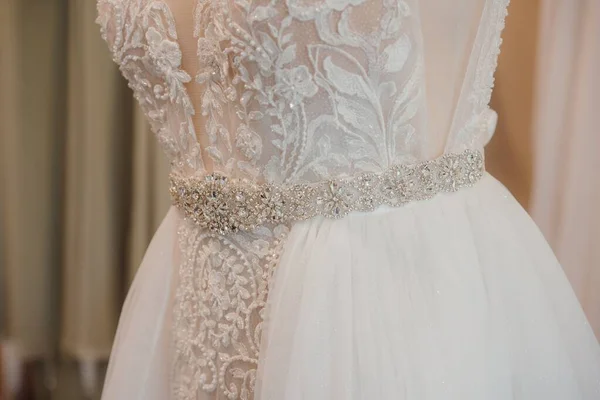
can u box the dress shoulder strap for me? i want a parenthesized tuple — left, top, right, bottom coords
(444, 0, 510, 153)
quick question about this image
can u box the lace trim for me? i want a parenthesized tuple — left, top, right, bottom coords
(172, 220, 288, 400)
(447, 0, 510, 151)
(96, 0, 203, 172)
(474, 0, 510, 115)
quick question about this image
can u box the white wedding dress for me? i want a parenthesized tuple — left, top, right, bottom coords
(96, 0, 600, 399)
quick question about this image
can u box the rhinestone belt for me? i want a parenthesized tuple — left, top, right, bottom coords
(170, 149, 485, 235)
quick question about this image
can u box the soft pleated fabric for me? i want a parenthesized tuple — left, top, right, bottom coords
(104, 174, 600, 399)
(101, 207, 179, 400)
(255, 173, 600, 399)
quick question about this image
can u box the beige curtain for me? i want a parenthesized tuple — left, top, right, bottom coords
(0, 1, 22, 395)
(486, 0, 540, 208)
(530, 0, 600, 339)
(0, 0, 169, 398)
(61, 0, 129, 362)
(1, 0, 65, 361)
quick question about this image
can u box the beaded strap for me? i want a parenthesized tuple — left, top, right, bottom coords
(170, 149, 485, 234)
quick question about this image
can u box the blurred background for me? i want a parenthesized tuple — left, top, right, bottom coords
(0, 0, 598, 399)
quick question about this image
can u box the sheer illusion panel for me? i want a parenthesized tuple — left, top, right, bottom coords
(97, 0, 499, 183)
(166, 0, 435, 185)
(418, 0, 485, 157)
(443, 0, 508, 154)
(167, 0, 492, 184)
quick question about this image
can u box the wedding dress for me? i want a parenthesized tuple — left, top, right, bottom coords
(95, 0, 600, 399)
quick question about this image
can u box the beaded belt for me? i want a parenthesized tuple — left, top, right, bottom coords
(170, 149, 485, 235)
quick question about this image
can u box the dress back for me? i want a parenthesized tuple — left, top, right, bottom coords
(96, 1, 510, 399)
(97, 0, 507, 184)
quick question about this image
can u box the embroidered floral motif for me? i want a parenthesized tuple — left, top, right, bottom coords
(197, 38, 230, 84)
(144, 27, 188, 82)
(191, 0, 424, 184)
(274, 65, 319, 107)
(96, 0, 202, 171)
(172, 223, 289, 399)
(235, 124, 263, 162)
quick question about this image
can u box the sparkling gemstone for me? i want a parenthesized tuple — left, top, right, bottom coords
(170, 150, 485, 234)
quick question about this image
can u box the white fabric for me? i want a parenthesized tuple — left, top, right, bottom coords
(95, 0, 600, 398)
(101, 207, 178, 400)
(258, 174, 600, 399)
(104, 175, 600, 399)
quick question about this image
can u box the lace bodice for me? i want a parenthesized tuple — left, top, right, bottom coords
(97, 1, 509, 399)
(97, 0, 507, 184)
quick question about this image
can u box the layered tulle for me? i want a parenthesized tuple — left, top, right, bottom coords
(101, 208, 179, 400)
(256, 173, 600, 399)
(101, 175, 600, 399)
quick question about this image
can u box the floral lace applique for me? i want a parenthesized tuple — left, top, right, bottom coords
(192, 0, 423, 184)
(167, 1, 424, 399)
(172, 222, 288, 399)
(96, 0, 202, 171)
(445, 0, 510, 152)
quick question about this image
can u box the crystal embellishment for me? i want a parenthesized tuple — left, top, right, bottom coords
(170, 150, 485, 234)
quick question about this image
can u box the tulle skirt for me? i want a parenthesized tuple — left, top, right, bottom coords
(101, 173, 600, 399)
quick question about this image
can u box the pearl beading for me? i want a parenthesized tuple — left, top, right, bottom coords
(170, 149, 485, 234)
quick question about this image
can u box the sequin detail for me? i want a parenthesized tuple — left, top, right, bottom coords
(170, 149, 485, 234)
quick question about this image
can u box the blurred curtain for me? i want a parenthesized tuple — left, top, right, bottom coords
(0, 0, 169, 398)
(486, 0, 539, 208)
(1, 0, 66, 362)
(529, 0, 600, 339)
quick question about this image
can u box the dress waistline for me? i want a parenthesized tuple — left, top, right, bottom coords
(169, 149, 485, 235)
